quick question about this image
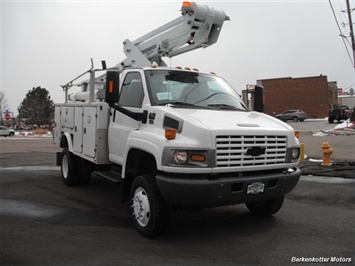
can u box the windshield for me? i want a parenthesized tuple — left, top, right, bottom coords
(145, 70, 248, 111)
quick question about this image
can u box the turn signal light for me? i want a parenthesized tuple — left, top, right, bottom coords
(165, 128, 176, 140)
(294, 130, 299, 139)
(108, 81, 114, 93)
(190, 154, 206, 162)
(182, 1, 191, 8)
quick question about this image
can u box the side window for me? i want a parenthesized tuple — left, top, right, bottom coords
(119, 72, 144, 107)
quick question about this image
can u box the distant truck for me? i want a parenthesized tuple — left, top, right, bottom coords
(338, 95, 355, 109)
(53, 2, 301, 237)
(328, 105, 350, 123)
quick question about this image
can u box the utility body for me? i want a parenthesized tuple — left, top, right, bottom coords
(54, 2, 301, 238)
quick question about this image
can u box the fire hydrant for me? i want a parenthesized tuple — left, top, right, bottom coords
(321, 141, 333, 166)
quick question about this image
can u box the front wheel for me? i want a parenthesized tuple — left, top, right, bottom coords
(292, 116, 299, 122)
(130, 175, 169, 238)
(246, 196, 284, 216)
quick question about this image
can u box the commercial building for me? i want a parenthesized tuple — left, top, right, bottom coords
(243, 75, 338, 118)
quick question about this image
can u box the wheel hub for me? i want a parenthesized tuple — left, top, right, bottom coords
(62, 155, 68, 179)
(132, 187, 150, 227)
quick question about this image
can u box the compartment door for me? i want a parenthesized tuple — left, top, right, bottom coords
(83, 107, 97, 158)
(74, 107, 83, 153)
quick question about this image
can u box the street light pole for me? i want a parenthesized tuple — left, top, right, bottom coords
(346, 0, 355, 68)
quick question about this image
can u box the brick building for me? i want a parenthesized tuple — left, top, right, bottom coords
(243, 75, 338, 118)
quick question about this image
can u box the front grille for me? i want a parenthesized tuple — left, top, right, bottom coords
(216, 135, 287, 167)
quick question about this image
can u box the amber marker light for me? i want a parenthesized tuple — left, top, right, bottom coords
(165, 128, 176, 140)
(294, 130, 300, 139)
(190, 154, 206, 162)
(182, 1, 191, 8)
(109, 80, 114, 93)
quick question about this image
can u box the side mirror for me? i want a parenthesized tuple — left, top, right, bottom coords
(105, 70, 120, 104)
(253, 85, 264, 113)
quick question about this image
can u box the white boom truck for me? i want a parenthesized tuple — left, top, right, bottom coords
(54, 2, 301, 238)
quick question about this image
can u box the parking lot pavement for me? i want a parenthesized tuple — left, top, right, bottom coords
(1, 166, 354, 265)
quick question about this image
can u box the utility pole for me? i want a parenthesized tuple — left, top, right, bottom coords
(346, 0, 355, 68)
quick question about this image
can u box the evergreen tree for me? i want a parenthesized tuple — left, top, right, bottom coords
(18, 87, 54, 125)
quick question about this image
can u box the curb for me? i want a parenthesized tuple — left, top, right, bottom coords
(299, 159, 355, 179)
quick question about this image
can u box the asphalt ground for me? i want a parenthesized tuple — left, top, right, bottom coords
(0, 132, 354, 265)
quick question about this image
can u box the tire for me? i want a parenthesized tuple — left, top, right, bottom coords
(61, 148, 79, 186)
(328, 116, 334, 123)
(78, 158, 91, 185)
(130, 175, 169, 238)
(292, 116, 298, 122)
(8, 132, 14, 137)
(246, 196, 284, 216)
(300, 119, 304, 122)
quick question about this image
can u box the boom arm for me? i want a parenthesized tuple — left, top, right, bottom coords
(62, 2, 229, 102)
(115, 1, 229, 72)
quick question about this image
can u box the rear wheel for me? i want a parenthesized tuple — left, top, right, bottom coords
(78, 158, 91, 185)
(328, 116, 334, 123)
(61, 148, 79, 186)
(292, 116, 298, 122)
(246, 196, 284, 216)
(130, 175, 169, 238)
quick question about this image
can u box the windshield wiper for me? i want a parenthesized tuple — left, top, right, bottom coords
(160, 102, 209, 109)
(207, 104, 244, 111)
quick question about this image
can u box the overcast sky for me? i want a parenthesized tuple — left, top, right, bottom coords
(1, 0, 355, 116)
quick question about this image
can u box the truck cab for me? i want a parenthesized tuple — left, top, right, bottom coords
(107, 66, 300, 236)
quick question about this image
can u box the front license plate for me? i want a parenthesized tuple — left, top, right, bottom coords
(247, 182, 265, 194)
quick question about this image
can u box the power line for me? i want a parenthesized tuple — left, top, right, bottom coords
(328, 0, 355, 69)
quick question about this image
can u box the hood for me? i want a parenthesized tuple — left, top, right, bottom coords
(170, 108, 293, 133)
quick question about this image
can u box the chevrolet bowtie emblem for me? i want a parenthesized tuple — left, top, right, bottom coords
(245, 147, 266, 157)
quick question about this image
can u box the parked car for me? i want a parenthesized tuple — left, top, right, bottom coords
(0, 126, 15, 137)
(328, 105, 350, 123)
(275, 110, 307, 122)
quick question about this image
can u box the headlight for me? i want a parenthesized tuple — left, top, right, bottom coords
(286, 147, 300, 162)
(292, 148, 300, 160)
(173, 151, 188, 164)
(162, 148, 214, 167)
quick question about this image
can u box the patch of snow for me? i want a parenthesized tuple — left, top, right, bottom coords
(334, 119, 354, 130)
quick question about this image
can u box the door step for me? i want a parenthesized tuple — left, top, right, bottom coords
(95, 170, 122, 183)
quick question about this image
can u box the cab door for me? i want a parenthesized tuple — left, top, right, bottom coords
(108, 71, 145, 164)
